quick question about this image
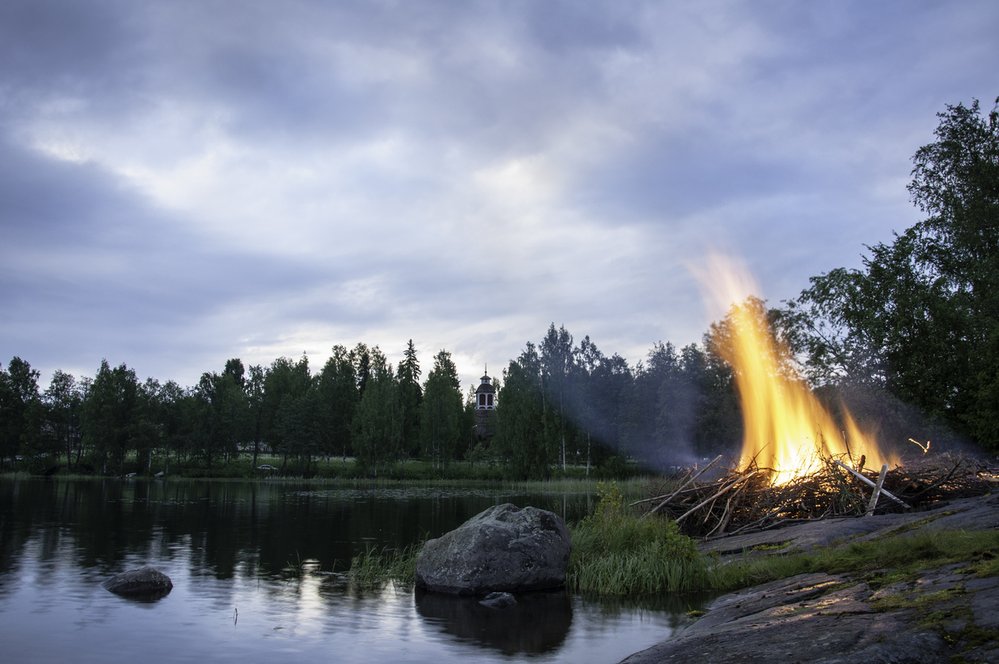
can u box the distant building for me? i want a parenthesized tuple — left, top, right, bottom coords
(474, 371, 496, 440)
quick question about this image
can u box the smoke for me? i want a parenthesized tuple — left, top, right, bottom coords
(817, 382, 985, 461)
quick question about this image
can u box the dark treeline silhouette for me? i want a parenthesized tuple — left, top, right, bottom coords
(0, 341, 474, 477)
(0, 328, 745, 479)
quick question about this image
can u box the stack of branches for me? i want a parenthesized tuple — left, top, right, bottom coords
(634, 452, 995, 538)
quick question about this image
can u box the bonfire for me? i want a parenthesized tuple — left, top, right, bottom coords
(640, 258, 996, 537)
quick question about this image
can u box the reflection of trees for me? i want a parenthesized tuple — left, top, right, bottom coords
(0, 479, 596, 591)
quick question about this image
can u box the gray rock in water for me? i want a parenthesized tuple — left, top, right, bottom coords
(416, 503, 571, 595)
(479, 591, 517, 609)
(102, 566, 173, 597)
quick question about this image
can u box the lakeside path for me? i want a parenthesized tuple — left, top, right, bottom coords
(621, 492, 999, 663)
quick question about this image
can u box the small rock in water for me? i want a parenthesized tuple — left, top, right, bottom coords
(102, 566, 173, 598)
(479, 592, 517, 609)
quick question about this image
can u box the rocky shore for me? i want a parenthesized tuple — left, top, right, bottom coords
(622, 492, 999, 664)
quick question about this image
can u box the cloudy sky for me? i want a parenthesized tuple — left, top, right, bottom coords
(1, 0, 996, 391)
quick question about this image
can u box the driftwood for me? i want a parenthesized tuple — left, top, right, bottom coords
(641, 452, 994, 538)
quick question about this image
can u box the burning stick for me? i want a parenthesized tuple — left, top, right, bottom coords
(908, 438, 931, 454)
(833, 460, 910, 509)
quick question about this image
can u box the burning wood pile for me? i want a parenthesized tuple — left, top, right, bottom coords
(656, 258, 997, 538)
(636, 452, 996, 538)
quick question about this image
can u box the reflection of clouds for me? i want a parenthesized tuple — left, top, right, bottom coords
(1, 480, 699, 662)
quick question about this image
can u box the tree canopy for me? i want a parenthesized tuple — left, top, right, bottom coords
(780, 97, 999, 450)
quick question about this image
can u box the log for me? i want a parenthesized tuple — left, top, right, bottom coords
(833, 460, 910, 509)
(865, 464, 889, 516)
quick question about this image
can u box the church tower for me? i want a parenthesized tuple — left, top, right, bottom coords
(474, 370, 496, 440)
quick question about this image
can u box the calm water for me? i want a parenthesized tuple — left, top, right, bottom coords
(0, 478, 701, 663)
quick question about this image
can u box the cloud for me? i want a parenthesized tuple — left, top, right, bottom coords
(1, 0, 997, 389)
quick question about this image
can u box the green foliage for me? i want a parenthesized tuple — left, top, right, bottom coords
(82, 360, 140, 475)
(494, 344, 553, 479)
(263, 355, 312, 465)
(0, 357, 43, 468)
(420, 349, 463, 471)
(189, 358, 254, 469)
(540, 324, 574, 471)
(568, 482, 709, 595)
(42, 369, 84, 467)
(352, 348, 403, 476)
(783, 97, 999, 450)
(316, 346, 359, 460)
(396, 339, 423, 458)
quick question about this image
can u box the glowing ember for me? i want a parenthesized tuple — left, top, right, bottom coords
(700, 256, 896, 485)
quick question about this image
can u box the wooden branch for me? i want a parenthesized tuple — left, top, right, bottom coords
(642, 454, 723, 518)
(833, 460, 910, 509)
(630, 468, 693, 506)
(675, 470, 757, 525)
(707, 473, 754, 538)
(865, 464, 889, 516)
(908, 459, 963, 499)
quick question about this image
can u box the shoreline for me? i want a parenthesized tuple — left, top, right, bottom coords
(621, 492, 999, 663)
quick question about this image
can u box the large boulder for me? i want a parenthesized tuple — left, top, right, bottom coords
(416, 503, 571, 595)
(102, 566, 173, 598)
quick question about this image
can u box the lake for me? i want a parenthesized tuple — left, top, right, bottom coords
(0, 478, 702, 663)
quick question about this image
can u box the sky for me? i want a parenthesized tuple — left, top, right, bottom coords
(1, 0, 997, 393)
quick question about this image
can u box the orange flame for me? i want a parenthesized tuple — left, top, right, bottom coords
(700, 256, 895, 485)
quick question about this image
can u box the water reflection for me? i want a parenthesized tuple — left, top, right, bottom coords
(416, 589, 573, 655)
(0, 478, 594, 581)
(0, 477, 700, 663)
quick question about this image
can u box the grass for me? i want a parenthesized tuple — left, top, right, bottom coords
(565, 483, 999, 597)
(567, 483, 711, 595)
(705, 528, 999, 593)
(347, 545, 420, 587)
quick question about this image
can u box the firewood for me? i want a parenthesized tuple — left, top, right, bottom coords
(833, 460, 911, 509)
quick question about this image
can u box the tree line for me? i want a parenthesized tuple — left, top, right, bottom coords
(0, 341, 470, 477)
(2, 97, 996, 477)
(0, 328, 744, 478)
(489, 327, 741, 478)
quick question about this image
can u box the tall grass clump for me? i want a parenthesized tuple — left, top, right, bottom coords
(568, 482, 710, 595)
(347, 545, 419, 587)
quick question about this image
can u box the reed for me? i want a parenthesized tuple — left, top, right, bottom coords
(347, 545, 420, 587)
